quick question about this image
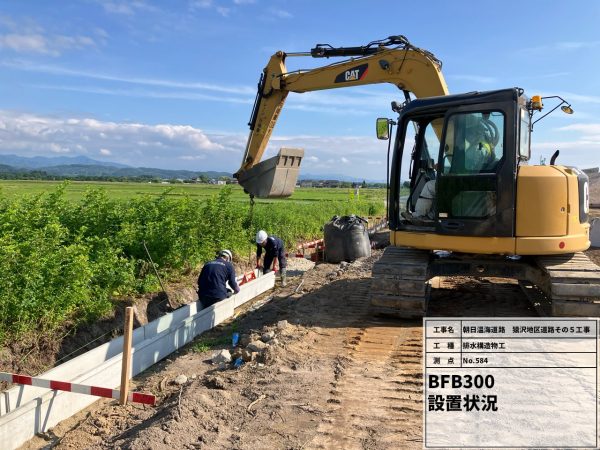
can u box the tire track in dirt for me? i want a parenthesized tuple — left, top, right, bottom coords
(304, 275, 534, 449)
(305, 283, 423, 450)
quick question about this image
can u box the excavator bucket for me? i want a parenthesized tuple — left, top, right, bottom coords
(238, 148, 304, 198)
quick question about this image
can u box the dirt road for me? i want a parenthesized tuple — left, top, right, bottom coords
(22, 252, 537, 450)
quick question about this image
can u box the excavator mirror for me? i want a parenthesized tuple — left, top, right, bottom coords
(376, 118, 389, 140)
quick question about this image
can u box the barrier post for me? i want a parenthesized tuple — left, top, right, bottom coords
(119, 306, 134, 405)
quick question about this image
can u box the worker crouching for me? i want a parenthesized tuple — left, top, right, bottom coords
(197, 249, 240, 309)
(256, 230, 287, 287)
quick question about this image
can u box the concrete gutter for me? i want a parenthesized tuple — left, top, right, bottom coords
(0, 272, 275, 450)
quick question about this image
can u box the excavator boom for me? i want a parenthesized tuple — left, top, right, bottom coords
(235, 36, 449, 198)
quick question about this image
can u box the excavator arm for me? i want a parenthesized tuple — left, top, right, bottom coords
(235, 36, 449, 198)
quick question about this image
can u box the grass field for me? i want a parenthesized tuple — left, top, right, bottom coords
(0, 180, 386, 342)
(0, 180, 385, 203)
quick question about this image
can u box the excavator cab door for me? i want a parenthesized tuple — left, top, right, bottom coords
(435, 104, 515, 237)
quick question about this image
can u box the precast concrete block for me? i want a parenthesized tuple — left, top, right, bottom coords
(0, 274, 273, 449)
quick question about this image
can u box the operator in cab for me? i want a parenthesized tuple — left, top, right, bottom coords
(256, 230, 287, 287)
(464, 113, 498, 173)
(414, 178, 436, 219)
(197, 249, 240, 309)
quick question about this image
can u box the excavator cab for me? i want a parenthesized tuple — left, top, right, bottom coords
(388, 89, 518, 239)
(382, 87, 589, 256)
(372, 87, 598, 319)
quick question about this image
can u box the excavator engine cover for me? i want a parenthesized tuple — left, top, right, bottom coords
(238, 148, 304, 198)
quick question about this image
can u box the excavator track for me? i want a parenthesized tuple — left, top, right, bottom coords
(370, 246, 431, 317)
(535, 252, 600, 316)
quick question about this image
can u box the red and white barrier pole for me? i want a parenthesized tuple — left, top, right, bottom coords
(0, 372, 156, 405)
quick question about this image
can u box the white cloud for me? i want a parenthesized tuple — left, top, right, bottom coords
(531, 122, 600, 170)
(4, 60, 254, 95)
(5, 60, 408, 115)
(190, 0, 213, 9)
(268, 8, 292, 18)
(555, 92, 600, 105)
(0, 34, 47, 53)
(558, 123, 600, 136)
(0, 18, 97, 56)
(190, 0, 233, 17)
(234, 0, 255, 4)
(179, 155, 207, 160)
(0, 110, 231, 170)
(216, 6, 231, 17)
(259, 134, 388, 179)
(100, 1, 159, 15)
(30, 83, 254, 105)
(0, 110, 389, 178)
(102, 2, 135, 15)
(49, 143, 71, 153)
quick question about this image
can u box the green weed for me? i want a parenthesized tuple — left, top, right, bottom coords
(0, 184, 384, 344)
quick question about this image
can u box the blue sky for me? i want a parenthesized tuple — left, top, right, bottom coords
(0, 1, 598, 180)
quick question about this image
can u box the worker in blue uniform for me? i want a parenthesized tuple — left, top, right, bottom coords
(256, 230, 287, 287)
(197, 249, 240, 308)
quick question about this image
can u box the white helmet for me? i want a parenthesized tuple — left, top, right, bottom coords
(218, 249, 232, 261)
(256, 230, 268, 244)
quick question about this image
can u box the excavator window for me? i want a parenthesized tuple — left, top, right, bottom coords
(401, 118, 443, 221)
(437, 110, 505, 220)
(441, 111, 504, 175)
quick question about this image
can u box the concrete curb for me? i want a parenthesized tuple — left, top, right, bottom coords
(0, 272, 275, 450)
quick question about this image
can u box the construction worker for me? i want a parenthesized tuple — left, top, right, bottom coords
(464, 114, 497, 173)
(256, 230, 287, 287)
(197, 249, 240, 309)
(414, 178, 436, 219)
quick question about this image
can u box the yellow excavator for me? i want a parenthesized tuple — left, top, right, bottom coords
(234, 35, 599, 318)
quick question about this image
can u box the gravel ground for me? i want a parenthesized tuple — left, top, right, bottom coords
(21, 250, 539, 450)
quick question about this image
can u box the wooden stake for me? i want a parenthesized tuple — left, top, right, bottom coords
(120, 306, 134, 405)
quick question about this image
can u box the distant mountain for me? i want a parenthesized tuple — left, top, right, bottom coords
(38, 164, 230, 179)
(0, 154, 131, 169)
(299, 173, 385, 183)
(0, 155, 232, 180)
(0, 154, 383, 182)
(0, 163, 18, 173)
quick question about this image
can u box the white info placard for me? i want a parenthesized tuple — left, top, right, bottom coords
(424, 318, 597, 448)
